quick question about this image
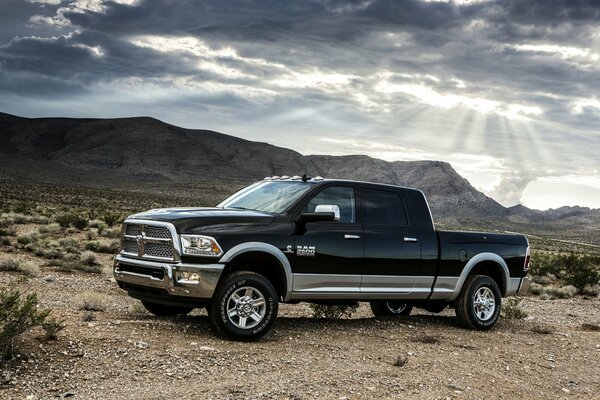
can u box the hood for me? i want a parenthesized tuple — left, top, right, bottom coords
(128, 207, 277, 232)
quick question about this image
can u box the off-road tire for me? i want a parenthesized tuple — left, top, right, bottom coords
(370, 301, 413, 318)
(141, 301, 193, 317)
(209, 271, 278, 341)
(455, 275, 502, 330)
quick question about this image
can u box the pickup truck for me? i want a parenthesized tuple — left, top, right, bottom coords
(114, 176, 530, 341)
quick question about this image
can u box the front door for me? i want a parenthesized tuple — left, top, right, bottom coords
(291, 185, 364, 297)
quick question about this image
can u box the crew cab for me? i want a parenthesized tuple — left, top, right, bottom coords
(114, 176, 530, 340)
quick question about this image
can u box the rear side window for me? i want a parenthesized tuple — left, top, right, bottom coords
(303, 186, 356, 223)
(362, 188, 408, 226)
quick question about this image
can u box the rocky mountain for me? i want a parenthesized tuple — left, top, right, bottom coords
(0, 112, 596, 226)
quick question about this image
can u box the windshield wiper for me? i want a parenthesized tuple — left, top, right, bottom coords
(229, 206, 251, 210)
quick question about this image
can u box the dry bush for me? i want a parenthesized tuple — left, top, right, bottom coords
(18, 262, 40, 277)
(0, 289, 50, 359)
(85, 239, 119, 254)
(0, 260, 20, 272)
(529, 283, 577, 299)
(75, 292, 109, 312)
(531, 325, 554, 335)
(100, 228, 121, 239)
(310, 303, 359, 319)
(38, 223, 61, 235)
(42, 317, 66, 340)
(393, 356, 408, 367)
(128, 301, 148, 317)
(502, 297, 528, 319)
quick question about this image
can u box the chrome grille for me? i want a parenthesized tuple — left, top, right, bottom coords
(144, 242, 173, 258)
(121, 222, 177, 261)
(144, 225, 170, 239)
(123, 239, 138, 254)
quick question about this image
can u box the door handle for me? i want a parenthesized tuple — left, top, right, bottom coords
(403, 237, 419, 242)
(344, 234, 361, 240)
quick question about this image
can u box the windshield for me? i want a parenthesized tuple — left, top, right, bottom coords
(218, 181, 314, 213)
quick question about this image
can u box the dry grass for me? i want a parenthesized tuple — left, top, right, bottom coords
(75, 292, 110, 312)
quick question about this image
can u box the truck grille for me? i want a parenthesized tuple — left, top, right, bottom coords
(121, 222, 177, 261)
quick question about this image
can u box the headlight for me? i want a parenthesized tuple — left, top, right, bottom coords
(180, 235, 223, 257)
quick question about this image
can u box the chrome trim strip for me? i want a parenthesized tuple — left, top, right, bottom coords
(113, 254, 224, 299)
(219, 242, 294, 301)
(429, 276, 459, 300)
(292, 273, 360, 293)
(449, 252, 510, 301)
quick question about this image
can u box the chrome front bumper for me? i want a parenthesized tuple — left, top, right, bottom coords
(113, 254, 224, 299)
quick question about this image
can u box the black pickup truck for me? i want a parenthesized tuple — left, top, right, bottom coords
(114, 176, 530, 340)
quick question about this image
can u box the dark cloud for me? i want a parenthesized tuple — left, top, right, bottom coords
(1, 0, 600, 207)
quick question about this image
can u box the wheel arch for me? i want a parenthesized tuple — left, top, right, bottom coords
(218, 242, 293, 301)
(449, 252, 509, 300)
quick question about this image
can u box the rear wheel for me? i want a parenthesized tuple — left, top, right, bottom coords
(370, 301, 413, 318)
(455, 275, 501, 330)
(141, 301, 193, 317)
(209, 271, 278, 341)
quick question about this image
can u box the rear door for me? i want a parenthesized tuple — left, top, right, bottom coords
(291, 185, 364, 296)
(359, 187, 427, 297)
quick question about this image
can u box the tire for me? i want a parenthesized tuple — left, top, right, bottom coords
(455, 275, 502, 330)
(370, 301, 413, 318)
(209, 271, 278, 341)
(141, 301, 193, 317)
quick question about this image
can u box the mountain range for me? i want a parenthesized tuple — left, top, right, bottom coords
(1, 111, 598, 230)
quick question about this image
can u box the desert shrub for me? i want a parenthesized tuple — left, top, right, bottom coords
(310, 303, 359, 319)
(55, 213, 87, 229)
(0, 237, 10, 246)
(38, 223, 61, 235)
(47, 253, 101, 274)
(129, 301, 148, 316)
(58, 238, 80, 254)
(0, 289, 50, 359)
(75, 292, 109, 312)
(17, 233, 39, 246)
(581, 285, 600, 296)
(502, 297, 528, 319)
(564, 262, 600, 292)
(41, 317, 66, 340)
(0, 227, 16, 237)
(85, 239, 119, 254)
(87, 220, 105, 229)
(86, 229, 98, 241)
(0, 260, 20, 272)
(101, 212, 122, 227)
(13, 202, 33, 214)
(100, 227, 121, 239)
(393, 356, 408, 367)
(530, 283, 577, 299)
(18, 262, 40, 277)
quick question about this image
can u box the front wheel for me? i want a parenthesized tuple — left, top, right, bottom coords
(370, 301, 413, 318)
(209, 271, 278, 341)
(455, 275, 501, 330)
(141, 301, 193, 317)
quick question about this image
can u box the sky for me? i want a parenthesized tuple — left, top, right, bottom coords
(0, 0, 599, 210)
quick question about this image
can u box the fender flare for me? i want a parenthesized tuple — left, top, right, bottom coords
(218, 242, 293, 301)
(449, 252, 510, 301)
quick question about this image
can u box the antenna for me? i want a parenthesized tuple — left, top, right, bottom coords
(301, 174, 310, 182)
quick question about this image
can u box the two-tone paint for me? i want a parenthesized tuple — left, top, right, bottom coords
(113, 179, 529, 307)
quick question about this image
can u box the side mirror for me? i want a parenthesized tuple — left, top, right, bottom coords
(315, 204, 340, 221)
(298, 204, 340, 223)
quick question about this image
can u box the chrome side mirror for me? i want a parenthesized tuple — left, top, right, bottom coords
(315, 204, 340, 221)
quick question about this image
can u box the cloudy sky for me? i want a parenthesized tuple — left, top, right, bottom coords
(1, 0, 599, 210)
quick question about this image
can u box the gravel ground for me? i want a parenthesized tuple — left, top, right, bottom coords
(1, 244, 599, 399)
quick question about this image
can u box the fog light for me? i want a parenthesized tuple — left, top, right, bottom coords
(179, 271, 200, 282)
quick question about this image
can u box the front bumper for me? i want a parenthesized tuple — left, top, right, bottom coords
(113, 254, 224, 299)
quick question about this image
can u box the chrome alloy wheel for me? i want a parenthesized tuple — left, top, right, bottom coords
(473, 287, 496, 321)
(386, 301, 408, 314)
(226, 286, 266, 329)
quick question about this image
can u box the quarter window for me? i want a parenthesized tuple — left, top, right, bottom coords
(303, 186, 356, 223)
(362, 188, 408, 226)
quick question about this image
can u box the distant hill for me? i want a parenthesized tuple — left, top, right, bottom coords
(0, 112, 597, 228)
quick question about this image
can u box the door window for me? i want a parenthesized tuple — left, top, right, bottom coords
(362, 188, 408, 226)
(303, 186, 356, 223)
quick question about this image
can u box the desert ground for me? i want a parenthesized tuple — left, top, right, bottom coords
(0, 180, 599, 399)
